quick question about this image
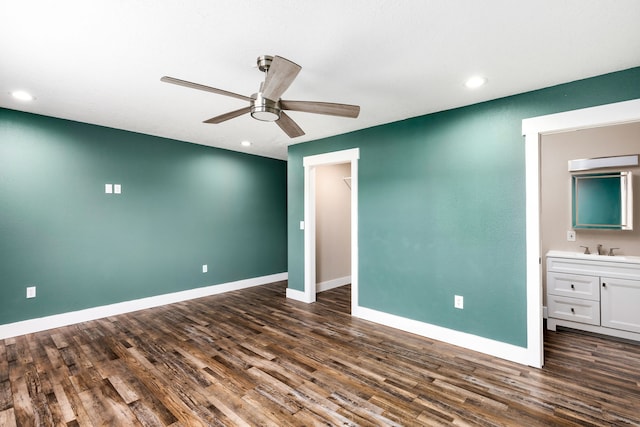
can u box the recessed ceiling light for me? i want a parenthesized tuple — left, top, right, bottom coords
(464, 76, 487, 89)
(11, 90, 35, 101)
(241, 140, 252, 147)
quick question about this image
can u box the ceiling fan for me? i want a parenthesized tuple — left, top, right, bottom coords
(161, 55, 360, 138)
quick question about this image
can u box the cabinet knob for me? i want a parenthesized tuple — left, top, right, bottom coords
(570, 284, 575, 289)
(571, 308, 575, 314)
(602, 283, 607, 288)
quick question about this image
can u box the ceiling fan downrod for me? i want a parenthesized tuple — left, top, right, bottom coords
(251, 55, 281, 121)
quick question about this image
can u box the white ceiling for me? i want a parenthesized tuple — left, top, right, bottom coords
(2, 1, 640, 160)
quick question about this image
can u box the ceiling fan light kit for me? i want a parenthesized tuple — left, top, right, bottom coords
(251, 92, 281, 122)
(161, 55, 360, 138)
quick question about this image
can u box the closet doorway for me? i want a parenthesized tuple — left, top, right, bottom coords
(303, 148, 359, 313)
(315, 163, 352, 294)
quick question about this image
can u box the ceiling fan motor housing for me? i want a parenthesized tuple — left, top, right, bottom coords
(251, 92, 281, 121)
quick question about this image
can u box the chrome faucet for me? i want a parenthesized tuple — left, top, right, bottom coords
(609, 247, 619, 256)
(580, 245, 590, 254)
(597, 244, 604, 255)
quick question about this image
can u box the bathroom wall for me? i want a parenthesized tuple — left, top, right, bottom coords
(541, 121, 640, 302)
(541, 121, 640, 258)
(315, 163, 351, 286)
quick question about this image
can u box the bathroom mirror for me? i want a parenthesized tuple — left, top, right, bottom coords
(572, 171, 633, 230)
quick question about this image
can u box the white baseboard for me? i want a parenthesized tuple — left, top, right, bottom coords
(353, 305, 539, 367)
(285, 287, 310, 302)
(317, 275, 351, 293)
(285, 276, 351, 302)
(0, 272, 288, 340)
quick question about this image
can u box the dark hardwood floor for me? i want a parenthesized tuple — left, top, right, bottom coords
(1, 282, 640, 426)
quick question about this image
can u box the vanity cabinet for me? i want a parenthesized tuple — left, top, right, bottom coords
(546, 251, 640, 341)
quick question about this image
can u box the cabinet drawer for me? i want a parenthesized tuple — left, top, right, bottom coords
(548, 295, 600, 326)
(547, 272, 600, 301)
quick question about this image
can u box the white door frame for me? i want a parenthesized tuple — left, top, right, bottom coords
(522, 98, 640, 367)
(301, 148, 359, 311)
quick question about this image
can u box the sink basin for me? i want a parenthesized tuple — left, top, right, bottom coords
(546, 250, 640, 264)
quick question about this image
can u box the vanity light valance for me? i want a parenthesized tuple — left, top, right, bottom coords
(568, 154, 638, 172)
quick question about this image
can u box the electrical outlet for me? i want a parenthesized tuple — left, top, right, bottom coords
(26, 286, 36, 299)
(454, 295, 464, 309)
(567, 230, 576, 241)
(202, 264, 208, 273)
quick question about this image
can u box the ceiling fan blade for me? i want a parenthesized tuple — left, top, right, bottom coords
(261, 56, 302, 101)
(276, 111, 305, 138)
(280, 100, 360, 118)
(161, 76, 253, 102)
(203, 106, 251, 124)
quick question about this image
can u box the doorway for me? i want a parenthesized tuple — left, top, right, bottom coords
(315, 163, 352, 294)
(522, 98, 640, 368)
(302, 148, 359, 313)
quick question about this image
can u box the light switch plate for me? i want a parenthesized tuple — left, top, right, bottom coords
(105, 184, 113, 194)
(202, 264, 208, 273)
(567, 230, 576, 241)
(114, 184, 121, 194)
(26, 286, 36, 299)
(454, 295, 464, 309)
(299, 221, 305, 230)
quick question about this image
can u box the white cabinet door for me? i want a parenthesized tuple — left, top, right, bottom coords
(601, 277, 640, 333)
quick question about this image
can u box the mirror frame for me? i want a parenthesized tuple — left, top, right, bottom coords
(572, 171, 633, 230)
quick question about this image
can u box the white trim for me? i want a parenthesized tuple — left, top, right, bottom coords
(0, 272, 287, 340)
(303, 148, 360, 168)
(522, 99, 640, 136)
(285, 287, 310, 302)
(303, 164, 317, 303)
(317, 276, 351, 293)
(522, 97, 640, 368)
(298, 148, 360, 310)
(350, 157, 359, 313)
(353, 306, 536, 366)
(524, 119, 543, 368)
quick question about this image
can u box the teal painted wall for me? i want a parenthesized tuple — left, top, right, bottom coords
(288, 67, 640, 347)
(0, 109, 287, 325)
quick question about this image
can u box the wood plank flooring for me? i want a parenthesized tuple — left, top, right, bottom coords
(1, 281, 640, 426)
